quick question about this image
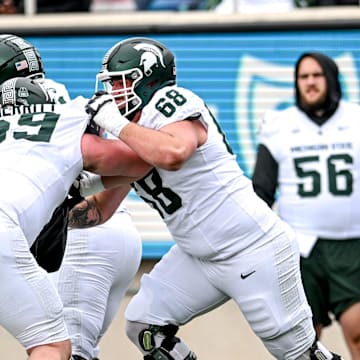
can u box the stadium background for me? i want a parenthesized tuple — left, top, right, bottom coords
(0, 6, 358, 358)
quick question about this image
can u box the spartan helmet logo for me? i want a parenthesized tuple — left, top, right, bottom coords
(134, 42, 166, 77)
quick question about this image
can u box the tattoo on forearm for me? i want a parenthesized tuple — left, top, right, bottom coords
(68, 198, 102, 228)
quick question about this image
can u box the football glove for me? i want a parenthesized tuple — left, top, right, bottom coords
(85, 91, 128, 137)
(72, 170, 105, 197)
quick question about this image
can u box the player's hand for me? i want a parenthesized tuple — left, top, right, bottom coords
(86, 91, 128, 137)
(72, 170, 105, 197)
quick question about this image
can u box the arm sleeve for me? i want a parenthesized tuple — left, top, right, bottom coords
(252, 144, 278, 208)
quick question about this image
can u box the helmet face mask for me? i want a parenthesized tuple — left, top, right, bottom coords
(96, 68, 143, 117)
(0, 34, 45, 84)
(0, 77, 53, 107)
(96, 37, 176, 119)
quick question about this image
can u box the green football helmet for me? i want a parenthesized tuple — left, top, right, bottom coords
(0, 77, 53, 106)
(0, 34, 44, 84)
(96, 37, 176, 118)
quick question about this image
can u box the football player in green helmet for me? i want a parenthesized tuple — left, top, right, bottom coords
(81, 36, 345, 360)
(0, 54, 144, 360)
(96, 37, 176, 119)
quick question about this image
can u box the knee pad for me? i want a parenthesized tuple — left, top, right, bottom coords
(126, 320, 197, 360)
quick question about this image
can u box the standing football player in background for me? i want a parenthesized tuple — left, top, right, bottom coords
(252, 52, 360, 359)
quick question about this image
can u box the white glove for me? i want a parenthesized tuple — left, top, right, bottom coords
(86, 91, 128, 137)
(73, 170, 105, 197)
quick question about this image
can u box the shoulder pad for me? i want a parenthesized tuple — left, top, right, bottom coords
(258, 109, 283, 138)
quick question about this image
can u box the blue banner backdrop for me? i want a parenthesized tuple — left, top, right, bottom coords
(28, 30, 360, 257)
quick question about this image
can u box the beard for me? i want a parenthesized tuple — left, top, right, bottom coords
(299, 91, 327, 116)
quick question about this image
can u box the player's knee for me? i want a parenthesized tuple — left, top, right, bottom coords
(126, 320, 197, 360)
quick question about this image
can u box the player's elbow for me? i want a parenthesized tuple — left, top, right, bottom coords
(156, 146, 188, 171)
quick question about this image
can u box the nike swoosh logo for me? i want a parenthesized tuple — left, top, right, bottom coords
(241, 270, 256, 279)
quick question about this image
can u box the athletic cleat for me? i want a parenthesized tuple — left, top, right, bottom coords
(184, 351, 197, 359)
(71, 356, 87, 360)
(310, 341, 343, 360)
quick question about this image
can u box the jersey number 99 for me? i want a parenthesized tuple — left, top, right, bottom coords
(0, 113, 59, 143)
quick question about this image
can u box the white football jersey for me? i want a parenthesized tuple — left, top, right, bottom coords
(259, 101, 360, 239)
(133, 85, 279, 259)
(0, 96, 89, 245)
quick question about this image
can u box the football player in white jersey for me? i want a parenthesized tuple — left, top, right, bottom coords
(69, 37, 344, 360)
(0, 76, 150, 360)
(253, 52, 360, 360)
(0, 33, 146, 360)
